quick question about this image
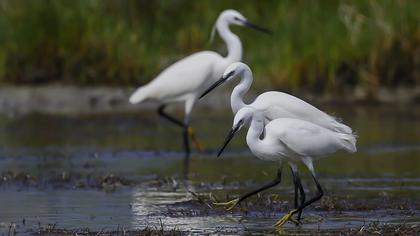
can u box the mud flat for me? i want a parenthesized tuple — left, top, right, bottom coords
(0, 145, 419, 235)
(0, 93, 419, 235)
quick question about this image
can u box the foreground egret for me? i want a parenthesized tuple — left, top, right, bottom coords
(129, 10, 270, 171)
(201, 62, 354, 216)
(200, 62, 353, 134)
(216, 107, 357, 228)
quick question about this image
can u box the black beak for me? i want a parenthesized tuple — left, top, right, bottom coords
(242, 20, 271, 35)
(199, 71, 234, 99)
(217, 120, 244, 157)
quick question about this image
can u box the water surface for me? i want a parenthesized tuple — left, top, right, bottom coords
(0, 105, 419, 234)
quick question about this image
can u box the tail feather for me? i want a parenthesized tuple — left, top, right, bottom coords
(333, 122, 353, 134)
(329, 115, 353, 134)
(337, 133, 357, 153)
(129, 87, 149, 104)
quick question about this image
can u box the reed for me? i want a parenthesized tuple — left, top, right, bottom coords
(0, 0, 418, 90)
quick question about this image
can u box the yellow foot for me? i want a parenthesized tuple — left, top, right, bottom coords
(274, 209, 299, 228)
(187, 127, 204, 152)
(213, 198, 240, 211)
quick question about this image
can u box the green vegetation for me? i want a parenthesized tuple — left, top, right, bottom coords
(0, 0, 418, 90)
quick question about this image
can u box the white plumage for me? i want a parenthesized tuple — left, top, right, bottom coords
(129, 10, 269, 108)
(200, 62, 353, 134)
(129, 51, 226, 105)
(234, 107, 357, 164)
(210, 64, 357, 228)
(215, 106, 357, 228)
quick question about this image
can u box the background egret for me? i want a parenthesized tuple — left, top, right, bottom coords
(216, 107, 357, 228)
(129, 10, 270, 173)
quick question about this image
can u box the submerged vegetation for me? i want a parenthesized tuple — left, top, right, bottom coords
(0, 0, 418, 91)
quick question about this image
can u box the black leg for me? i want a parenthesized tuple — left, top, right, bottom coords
(295, 173, 306, 221)
(182, 127, 191, 176)
(291, 174, 323, 217)
(290, 168, 306, 222)
(236, 168, 282, 205)
(157, 105, 191, 176)
(290, 168, 299, 209)
(215, 168, 283, 210)
(157, 105, 185, 128)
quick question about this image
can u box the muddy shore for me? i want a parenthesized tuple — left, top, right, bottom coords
(0, 85, 419, 115)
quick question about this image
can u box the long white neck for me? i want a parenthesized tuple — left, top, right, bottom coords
(231, 69, 253, 113)
(246, 117, 265, 146)
(217, 20, 242, 62)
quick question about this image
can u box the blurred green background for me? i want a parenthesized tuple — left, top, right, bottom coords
(0, 0, 418, 91)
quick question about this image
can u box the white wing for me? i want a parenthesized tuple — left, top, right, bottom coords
(268, 118, 356, 157)
(251, 91, 353, 134)
(130, 51, 223, 103)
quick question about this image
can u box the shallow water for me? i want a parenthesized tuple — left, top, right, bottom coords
(0, 105, 419, 234)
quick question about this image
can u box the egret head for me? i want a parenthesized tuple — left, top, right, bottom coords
(210, 9, 271, 43)
(219, 10, 271, 33)
(219, 10, 246, 25)
(233, 107, 254, 129)
(217, 107, 255, 157)
(223, 62, 250, 81)
(199, 62, 250, 99)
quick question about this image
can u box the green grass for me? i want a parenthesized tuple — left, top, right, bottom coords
(0, 0, 418, 90)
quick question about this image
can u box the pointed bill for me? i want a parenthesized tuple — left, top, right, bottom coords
(242, 20, 272, 35)
(199, 70, 235, 99)
(217, 120, 244, 157)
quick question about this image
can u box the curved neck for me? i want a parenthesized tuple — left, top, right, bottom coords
(217, 20, 242, 62)
(246, 117, 265, 145)
(231, 69, 253, 113)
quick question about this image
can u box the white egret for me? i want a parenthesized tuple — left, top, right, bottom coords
(216, 107, 357, 228)
(129, 10, 270, 172)
(200, 62, 353, 134)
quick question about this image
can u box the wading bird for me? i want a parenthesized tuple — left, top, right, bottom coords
(200, 62, 356, 225)
(200, 62, 353, 134)
(216, 107, 357, 228)
(129, 10, 270, 173)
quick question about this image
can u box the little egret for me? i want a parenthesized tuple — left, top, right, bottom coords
(216, 107, 357, 228)
(200, 62, 353, 134)
(129, 10, 270, 172)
